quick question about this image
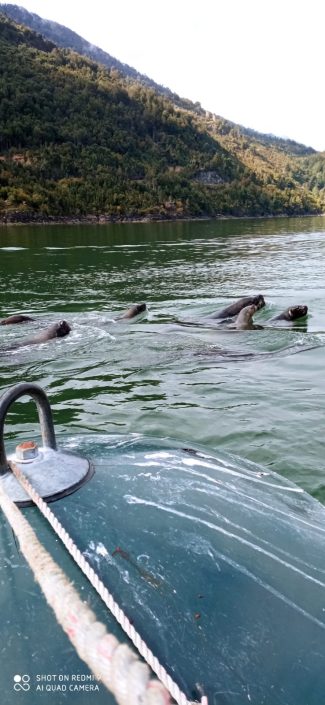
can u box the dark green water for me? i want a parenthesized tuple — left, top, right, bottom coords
(0, 215, 324, 500)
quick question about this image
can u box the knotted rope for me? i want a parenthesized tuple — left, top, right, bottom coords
(0, 461, 207, 705)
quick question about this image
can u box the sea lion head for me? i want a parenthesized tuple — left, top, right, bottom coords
(251, 294, 265, 311)
(55, 320, 71, 337)
(131, 303, 147, 316)
(241, 303, 257, 320)
(115, 303, 147, 320)
(286, 305, 308, 321)
(235, 304, 257, 328)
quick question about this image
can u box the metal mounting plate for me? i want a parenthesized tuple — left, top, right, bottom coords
(0, 447, 94, 506)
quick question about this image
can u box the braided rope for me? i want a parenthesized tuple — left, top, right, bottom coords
(0, 474, 171, 705)
(9, 461, 208, 705)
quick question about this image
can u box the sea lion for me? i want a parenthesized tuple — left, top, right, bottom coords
(2, 320, 71, 352)
(231, 304, 263, 330)
(207, 294, 265, 320)
(0, 314, 35, 325)
(114, 303, 147, 320)
(269, 305, 308, 323)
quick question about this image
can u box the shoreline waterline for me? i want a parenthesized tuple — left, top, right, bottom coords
(1, 212, 323, 227)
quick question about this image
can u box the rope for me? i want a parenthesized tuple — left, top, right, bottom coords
(7, 461, 208, 705)
(0, 477, 173, 705)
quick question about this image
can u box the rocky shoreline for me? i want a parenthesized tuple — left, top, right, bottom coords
(0, 211, 211, 226)
(0, 210, 322, 226)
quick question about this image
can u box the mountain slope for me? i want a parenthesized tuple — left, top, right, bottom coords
(0, 3, 194, 110)
(0, 12, 323, 222)
(0, 4, 319, 158)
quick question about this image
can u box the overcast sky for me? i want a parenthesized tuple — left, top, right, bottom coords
(9, 0, 325, 151)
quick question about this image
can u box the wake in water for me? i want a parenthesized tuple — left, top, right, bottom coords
(193, 340, 322, 362)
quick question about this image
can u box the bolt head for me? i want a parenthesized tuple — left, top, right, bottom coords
(15, 440, 39, 462)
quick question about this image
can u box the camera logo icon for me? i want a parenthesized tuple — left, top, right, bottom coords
(13, 675, 31, 692)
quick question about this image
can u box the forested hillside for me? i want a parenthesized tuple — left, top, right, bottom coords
(0, 4, 319, 157)
(0, 2, 194, 108)
(0, 12, 324, 222)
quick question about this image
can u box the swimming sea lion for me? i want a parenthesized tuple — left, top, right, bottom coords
(269, 305, 308, 323)
(207, 294, 265, 320)
(115, 303, 147, 320)
(231, 304, 263, 330)
(0, 314, 35, 325)
(2, 320, 71, 352)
